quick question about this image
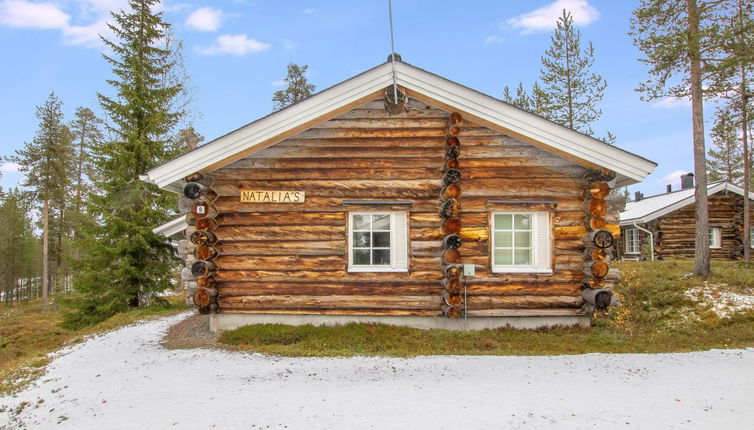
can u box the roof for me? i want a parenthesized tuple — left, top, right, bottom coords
(153, 216, 186, 239)
(620, 181, 754, 225)
(140, 59, 656, 193)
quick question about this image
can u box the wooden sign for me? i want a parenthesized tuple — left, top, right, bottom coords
(240, 190, 305, 203)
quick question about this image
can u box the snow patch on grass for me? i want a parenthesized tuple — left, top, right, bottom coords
(685, 284, 754, 319)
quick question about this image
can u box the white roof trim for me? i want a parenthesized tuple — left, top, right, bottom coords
(141, 61, 656, 191)
(620, 181, 754, 226)
(153, 216, 186, 238)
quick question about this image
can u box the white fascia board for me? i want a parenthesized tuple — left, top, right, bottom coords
(153, 215, 187, 238)
(393, 63, 656, 185)
(142, 63, 397, 190)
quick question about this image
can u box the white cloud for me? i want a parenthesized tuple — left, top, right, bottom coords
(199, 34, 271, 55)
(0, 0, 70, 29)
(282, 39, 297, 51)
(656, 170, 690, 187)
(62, 18, 111, 47)
(271, 79, 286, 87)
(186, 7, 222, 32)
(507, 0, 599, 34)
(651, 96, 692, 109)
(484, 35, 504, 45)
(302, 8, 314, 14)
(1, 162, 21, 173)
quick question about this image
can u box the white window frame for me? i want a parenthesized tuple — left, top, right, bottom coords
(347, 211, 408, 273)
(625, 228, 641, 255)
(709, 227, 722, 249)
(491, 211, 552, 274)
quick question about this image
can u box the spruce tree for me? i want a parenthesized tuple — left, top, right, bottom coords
(272, 63, 316, 111)
(12, 93, 72, 311)
(0, 189, 37, 304)
(707, 106, 743, 183)
(66, 0, 183, 327)
(631, 0, 729, 276)
(539, 9, 607, 135)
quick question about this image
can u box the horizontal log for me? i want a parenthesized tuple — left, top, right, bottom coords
(220, 240, 345, 256)
(218, 308, 441, 316)
(216, 211, 345, 226)
(217, 282, 442, 296)
(215, 167, 443, 181)
(215, 270, 444, 282)
(214, 179, 440, 198)
(465, 283, 581, 296)
(217, 255, 345, 271)
(215, 225, 345, 241)
(218, 294, 443, 310)
(465, 308, 584, 317)
(465, 295, 582, 310)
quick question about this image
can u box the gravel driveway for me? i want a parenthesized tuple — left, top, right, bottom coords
(2, 312, 753, 429)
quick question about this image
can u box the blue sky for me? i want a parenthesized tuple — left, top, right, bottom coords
(0, 0, 702, 196)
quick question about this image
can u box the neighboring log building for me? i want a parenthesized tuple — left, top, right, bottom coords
(144, 58, 656, 331)
(618, 174, 754, 261)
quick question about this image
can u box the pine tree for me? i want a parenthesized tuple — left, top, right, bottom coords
(503, 83, 533, 112)
(0, 189, 38, 304)
(707, 106, 743, 183)
(68, 107, 104, 269)
(66, 0, 183, 328)
(539, 9, 607, 135)
(177, 126, 204, 152)
(631, 0, 730, 276)
(272, 63, 316, 111)
(11, 93, 72, 311)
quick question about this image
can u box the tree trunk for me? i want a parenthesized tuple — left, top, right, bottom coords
(741, 64, 750, 263)
(42, 199, 49, 311)
(688, 0, 710, 277)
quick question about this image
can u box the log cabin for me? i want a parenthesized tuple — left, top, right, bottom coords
(144, 57, 656, 331)
(618, 174, 754, 260)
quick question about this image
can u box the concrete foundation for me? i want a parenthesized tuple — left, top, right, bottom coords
(209, 313, 590, 332)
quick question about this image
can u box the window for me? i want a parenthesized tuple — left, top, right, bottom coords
(491, 212, 551, 273)
(348, 212, 408, 272)
(709, 227, 721, 248)
(625, 229, 641, 254)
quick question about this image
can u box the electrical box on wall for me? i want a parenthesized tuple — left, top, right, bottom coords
(463, 264, 475, 276)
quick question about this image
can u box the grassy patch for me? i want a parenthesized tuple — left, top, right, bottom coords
(0, 295, 185, 395)
(220, 260, 754, 357)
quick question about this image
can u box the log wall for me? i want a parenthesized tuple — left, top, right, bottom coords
(651, 191, 754, 260)
(209, 98, 596, 316)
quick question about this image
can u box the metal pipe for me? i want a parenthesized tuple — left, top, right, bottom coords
(633, 222, 654, 261)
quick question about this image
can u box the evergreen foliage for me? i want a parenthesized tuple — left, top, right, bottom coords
(539, 10, 607, 135)
(65, 0, 183, 328)
(630, 0, 731, 276)
(11, 93, 73, 310)
(0, 189, 40, 305)
(707, 106, 744, 183)
(272, 63, 316, 111)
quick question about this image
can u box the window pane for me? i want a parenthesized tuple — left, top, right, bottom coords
(372, 214, 390, 230)
(494, 231, 512, 247)
(372, 249, 390, 265)
(514, 214, 531, 230)
(353, 249, 370, 265)
(494, 249, 513, 265)
(353, 215, 370, 230)
(514, 249, 531, 265)
(494, 214, 512, 230)
(514, 231, 531, 247)
(353, 232, 370, 247)
(372, 231, 390, 247)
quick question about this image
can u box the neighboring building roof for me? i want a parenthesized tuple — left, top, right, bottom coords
(153, 215, 186, 239)
(620, 181, 754, 225)
(140, 59, 656, 193)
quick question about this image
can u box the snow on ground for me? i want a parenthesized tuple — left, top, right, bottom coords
(685, 284, 754, 318)
(2, 313, 754, 430)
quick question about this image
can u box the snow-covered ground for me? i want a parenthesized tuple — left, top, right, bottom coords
(2, 313, 754, 430)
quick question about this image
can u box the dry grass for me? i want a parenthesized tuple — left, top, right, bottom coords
(220, 260, 754, 357)
(0, 295, 186, 395)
